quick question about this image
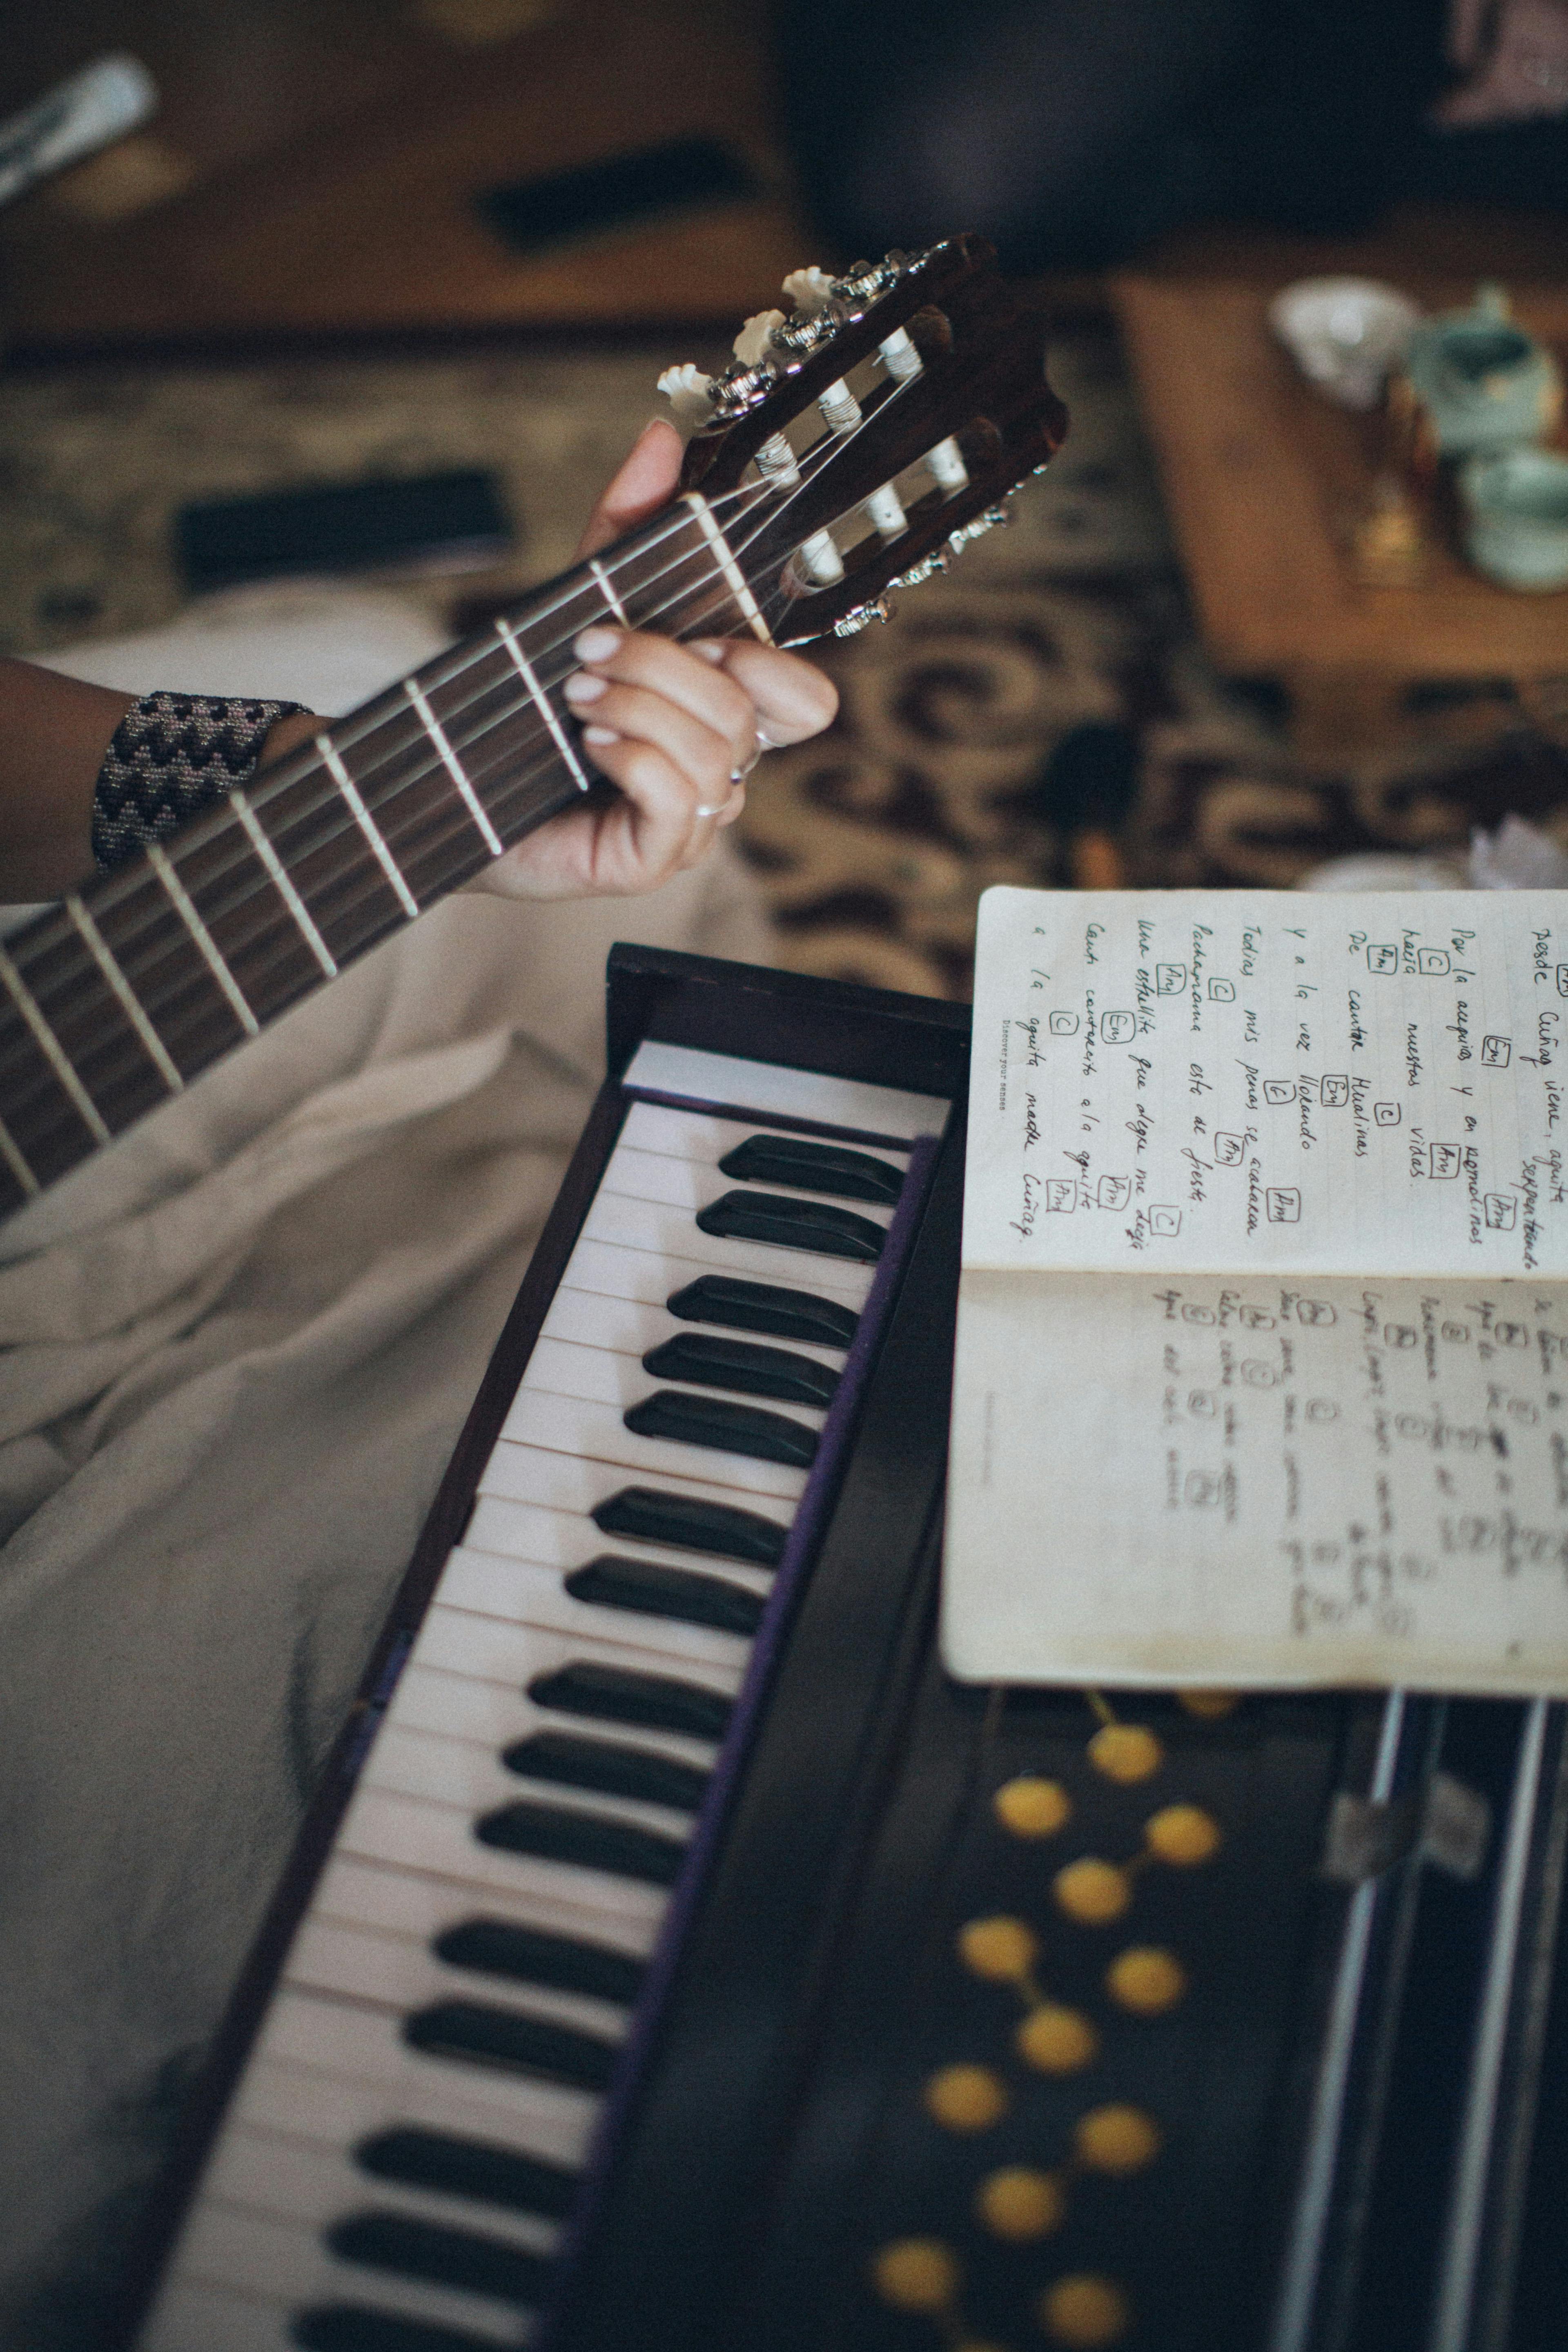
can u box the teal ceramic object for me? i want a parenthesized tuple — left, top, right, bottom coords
(1405, 284, 1562, 459)
(1461, 447, 1568, 591)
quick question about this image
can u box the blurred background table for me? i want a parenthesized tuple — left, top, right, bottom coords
(1110, 259, 1568, 768)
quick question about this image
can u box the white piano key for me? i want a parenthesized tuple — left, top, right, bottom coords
(173, 2201, 531, 2344)
(557, 1233, 866, 1317)
(309, 1852, 658, 1967)
(617, 1098, 911, 1186)
(444, 1537, 759, 1672)
(518, 1334, 831, 1429)
(286, 1915, 630, 2044)
(141, 2275, 296, 2352)
(497, 1394, 808, 1502)
(382, 1659, 723, 1769)
(360, 1723, 701, 1846)
(581, 1189, 876, 1293)
(409, 1593, 744, 1702)
(207, 2121, 563, 2254)
(336, 1784, 673, 1929)
(536, 1283, 848, 1374)
(473, 1439, 794, 1546)
(257, 1989, 601, 2145)
(231, 2046, 593, 2172)
(621, 1038, 949, 1141)
(599, 1144, 898, 1225)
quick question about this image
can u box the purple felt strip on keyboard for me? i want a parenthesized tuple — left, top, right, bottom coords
(538, 1121, 943, 2325)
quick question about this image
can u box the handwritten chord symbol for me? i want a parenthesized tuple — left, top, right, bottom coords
(1481, 1036, 1512, 1068)
(1241, 1360, 1277, 1388)
(1320, 1074, 1350, 1107)
(1045, 1178, 1076, 1213)
(1181, 1304, 1216, 1325)
(1428, 1143, 1461, 1179)
(1265, 1187, 1301, 1223)
(1096, 1174, 1131, 1209)
(1102, 1010, 1135, 1042)
(1367, 945, 1398, 973)
(1296, 1298, 1336, 1325)
(1213, 1132, 1245, 1166)
(1384, 1325, 1419, 1349)
(1417, 949, 1450, 976)
(1207, 978, 1235, 1002)
(1557, 964, 1568, 999)
(1484, 1193, 1518, 1230)
(1149, 1205, 1182, 1236)
(1498, 1321, 1529, 1348)
(1374, 1100, 1401, 1126)
(1306, 1399, 1339, 1422)
(1183, 1470, 1221, 1507)
(1049, 1011, 1080, 1036)
(1188, 1391, 1217, 1416)
(1442, 1321, 1471, 1342)
(1155, 964, 1186, 996)
(1263, 1081, 1296, 1106)
(1238, 1305, 1275, 1330)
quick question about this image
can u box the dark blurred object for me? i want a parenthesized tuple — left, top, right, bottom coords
(772, 0, 1568, 274)
(1028, 720, 1140, 887)
(477, 138, 761, 258)
(0, 52, 156, 211)
(174, 469, 513, 593)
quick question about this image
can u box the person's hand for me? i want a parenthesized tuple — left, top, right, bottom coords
(470, 419, 836, 902)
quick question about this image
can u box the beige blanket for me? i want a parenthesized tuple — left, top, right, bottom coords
(0, 590, 773, 2345)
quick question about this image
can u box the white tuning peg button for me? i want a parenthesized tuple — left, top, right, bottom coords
(782, 265, 835, 313)
(733, 309, 785, 366)
(755, 432, 800, 486)
(818, 379, 861, 434)
(657, 364, 716, 426)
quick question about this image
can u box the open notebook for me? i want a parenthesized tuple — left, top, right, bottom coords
(941, 886, 1568, 1696)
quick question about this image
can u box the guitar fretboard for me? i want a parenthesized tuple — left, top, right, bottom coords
(0, 497, 765, 1218)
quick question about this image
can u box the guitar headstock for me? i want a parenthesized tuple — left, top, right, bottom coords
(661, 236, 1068, 648)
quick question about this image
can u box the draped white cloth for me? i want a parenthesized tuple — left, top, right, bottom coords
(0, 590, 773, 2345)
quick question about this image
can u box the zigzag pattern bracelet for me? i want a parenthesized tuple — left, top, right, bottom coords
(92, 691, 309, 873)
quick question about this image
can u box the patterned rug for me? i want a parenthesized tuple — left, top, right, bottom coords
(4, 321, 1564, 998)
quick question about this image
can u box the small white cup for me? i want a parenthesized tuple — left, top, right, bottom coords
(1269, 278, 1422, 411)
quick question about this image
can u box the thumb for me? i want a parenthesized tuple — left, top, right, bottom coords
(574, 418, 685, 558)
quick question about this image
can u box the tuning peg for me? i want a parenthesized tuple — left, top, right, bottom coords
(657, 364, 717, 425)
(733, 310, 786, 365)
(782, 265, 835, 314)
(832, 595, 892, 637)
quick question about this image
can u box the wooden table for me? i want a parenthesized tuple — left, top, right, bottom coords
(1109, 270, 1568, 765)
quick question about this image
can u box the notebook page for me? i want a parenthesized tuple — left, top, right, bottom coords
(941, 1267, 1568, 1694)
(964, 888, 1568, 1279)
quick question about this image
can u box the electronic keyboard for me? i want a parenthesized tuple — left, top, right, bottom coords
(113, 948, 1568, 2352)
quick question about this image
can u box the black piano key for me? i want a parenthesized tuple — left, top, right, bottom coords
(324, 2209, 551, 2305)
(474, 1797, 689, 1886)
(666, 1272, 859, 1349)
(433, 1916, 646, 2005)
(591, 1486, 786, 1567)
(294, 2305, 503, 2352)
(718, 1132, 905, 1203)
(565, 1553, 766, 1637)
(405, 1997, 620, 2088)
(624, 1388, 818, 1468)
(695, 1189, 885, 1262)
(501, 1728, 710, 1812)
(357, 2125, 578, 2219)
(527, 1658, 733, 1740)
(642, 1330, 840, 1409)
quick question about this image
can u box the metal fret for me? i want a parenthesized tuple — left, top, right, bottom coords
(144, 843, 261, 1039)
(227, 788, 338, 979)
(682, 492, 774, 643)
(0, 941, 113, 1142)
(403, 679, 504, 859)
(316, 733, 421, 921)
(65, 894, 184, 1093)
(588, 557, 631, 626)
(0, 1113, 39, 1198)
(494, 619, 592, 791)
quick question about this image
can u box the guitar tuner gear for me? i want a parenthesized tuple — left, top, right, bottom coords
(829, 254, 908, 308)
(832, 597, 892, 637)
(769, 305, 845, 359)
(893, 550, 950, 589)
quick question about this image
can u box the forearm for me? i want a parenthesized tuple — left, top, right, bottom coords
(0, 658, 317, 901)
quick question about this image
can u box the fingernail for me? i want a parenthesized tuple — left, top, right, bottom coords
(582, 724, 619, 745)
(689, 639, 727, 664)
(573, 626, 620, 664)
(562, 670, 607, 704)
